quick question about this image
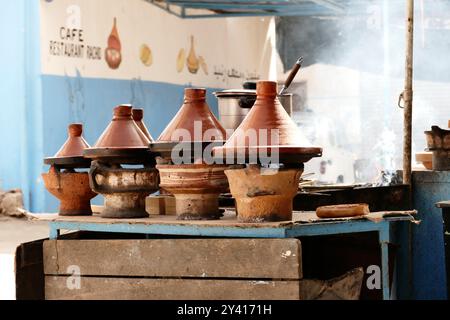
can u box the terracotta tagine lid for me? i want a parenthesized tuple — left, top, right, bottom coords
(157, 88, 225, 142)
(213, 81, 322, 164)
(150, 88, 226, 160)
(84, 105, 153, 162)
(44, 123, 91, 168)
(132, 108, 154, 141)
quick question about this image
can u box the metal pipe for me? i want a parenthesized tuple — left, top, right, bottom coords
(403, 0, 414, 185)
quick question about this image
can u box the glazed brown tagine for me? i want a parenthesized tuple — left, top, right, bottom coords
(213, 81, 322, 223)
(149, 88, 229, 220)
(84, 105, 159, 218)
(42, 124, 97, 216)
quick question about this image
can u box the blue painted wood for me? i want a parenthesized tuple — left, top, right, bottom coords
(48, 218, 405, 240)
(412, 171, 449, 300)
(49, 221, 288, 239)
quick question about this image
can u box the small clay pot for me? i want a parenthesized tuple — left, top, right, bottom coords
(42, 166, 97, 216)
(225, 165, 303, 222)
(157, 164, 229, 220)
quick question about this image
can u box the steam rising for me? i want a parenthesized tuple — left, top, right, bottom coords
(276, 0, 450, 185)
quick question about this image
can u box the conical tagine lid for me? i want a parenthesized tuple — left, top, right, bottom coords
(56, 124, 90, 157)
(92, 104, 150, 149)
(44, 123, 91, 167)
(84, 105, 153, 162)
(132, 108, 154, 142)
(213, 81, 322, 164)
(156, 88, 226, 143)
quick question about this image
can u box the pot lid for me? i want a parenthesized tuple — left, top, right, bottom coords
(156, 88, 226, 143)
(84, 105, 154, 163)
(132, 108, 154, 142)
(44, 123, 91, 168)
(213, 81, 322, 164)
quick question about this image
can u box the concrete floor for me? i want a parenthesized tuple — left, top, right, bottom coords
(0, 216, 49, 300)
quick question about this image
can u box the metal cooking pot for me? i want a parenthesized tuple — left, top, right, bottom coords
(214, 89, 293, 131)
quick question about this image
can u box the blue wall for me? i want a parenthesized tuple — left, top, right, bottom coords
(0, 2, 223, 213)
(0, 1, 42, 210)
(41, 74, 222, 212)
(411, 171, 449, 300)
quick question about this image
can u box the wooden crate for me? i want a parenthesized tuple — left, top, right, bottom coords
(43, 238, 303, 300)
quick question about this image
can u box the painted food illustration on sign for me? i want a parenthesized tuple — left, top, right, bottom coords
(176, 48, 185, 73)
(187, 36, 199, 74)
(140, 44, 153, 67)
(105, 17, 122, 69)
(176, 36, 208, 75)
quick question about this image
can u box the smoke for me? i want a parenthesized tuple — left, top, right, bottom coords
(276, 0, 450, 185)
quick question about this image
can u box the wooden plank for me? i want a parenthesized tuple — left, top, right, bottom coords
(44, 239, 302, 279)
(45, 277, 301, 300)
(146, 195, 176, 215)
(15, 239, 45, 300)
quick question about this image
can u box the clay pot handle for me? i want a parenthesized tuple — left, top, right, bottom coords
(89, 161, 105, 193)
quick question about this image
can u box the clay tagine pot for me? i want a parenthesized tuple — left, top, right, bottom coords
(150, 88, 226, 162)
(84, 104, 153, 163)
(213, 81, 322, 223)
(213, 81, 322, 165)
(42, 124, 96, 216)
(84, 105, 159, 218)
(132, 108, 153, 141)
(150, 88, 229, 220)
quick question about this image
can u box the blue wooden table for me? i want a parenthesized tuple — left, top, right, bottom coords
(32, 210, 416, 300)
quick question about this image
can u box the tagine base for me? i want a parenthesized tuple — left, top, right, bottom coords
(100, 193, 149, 219)
(59, 202, 93, 217)
(235, 196, 294, 223)
(225, 165, 302, 223)
(42, 170, 97, 217)
(173, 193, 223, 220)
